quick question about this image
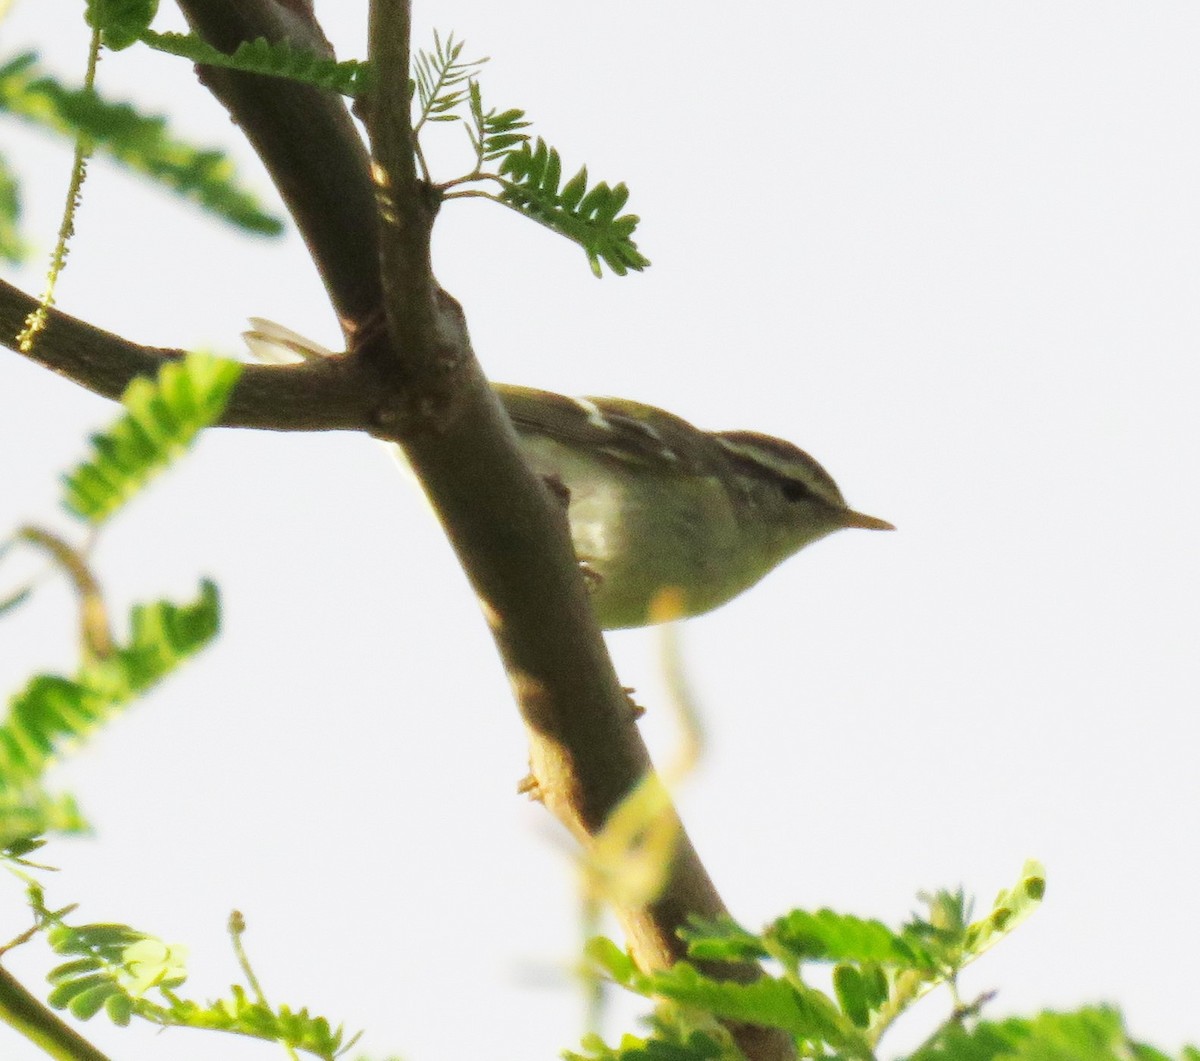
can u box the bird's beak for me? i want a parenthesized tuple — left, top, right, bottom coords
(841, 509, 895, 531)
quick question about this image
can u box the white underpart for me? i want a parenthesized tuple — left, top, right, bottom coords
(518, 435, 618, 563)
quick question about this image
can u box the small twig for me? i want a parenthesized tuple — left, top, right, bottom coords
(906, 989, 997, 1056)
(15, 526, 112, 661)
(578, 892, 606, 1036)
(0, 585, 34, 618)
(227, 911, 268, 1006)
(439, 176, 506, 197)
(0, 920, 44, 960)
(18, 26, 101, 354)
(227, 911, 300, 1061)
(651, 592, 706, 784)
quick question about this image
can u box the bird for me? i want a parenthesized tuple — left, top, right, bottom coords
(244, 319, 892, 629)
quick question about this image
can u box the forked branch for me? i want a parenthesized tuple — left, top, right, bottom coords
(5, 2, 788, 1057)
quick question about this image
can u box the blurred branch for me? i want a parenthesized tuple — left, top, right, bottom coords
(0, 965, 111, 1061)
(15, 525, 111, 660)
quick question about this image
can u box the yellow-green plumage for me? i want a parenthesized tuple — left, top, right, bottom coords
(242, 320, 891, 630)
(498, 385, 891, 629)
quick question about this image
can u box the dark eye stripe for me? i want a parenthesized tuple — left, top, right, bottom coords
(713, 431, 847, 509)
(779, 479, 811, 503)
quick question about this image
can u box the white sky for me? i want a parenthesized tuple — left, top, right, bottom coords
(2, 2, 1199, 1059)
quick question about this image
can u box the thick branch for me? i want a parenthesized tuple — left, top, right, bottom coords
(401, 361, 791, 1061)
(1, 279, 377, 432)
(362, 0, 772, 1027)
(176, 0, 383, 340)
(364, 0, 441, 386)
(12, 4, 787, 1054)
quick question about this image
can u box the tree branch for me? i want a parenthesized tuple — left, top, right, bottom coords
(0, 965, 111, 1061)
(176, 0, 383, 342)
(10, 3, 790, 1055)
(360, 13, 787, 1060)
(365, 0, 438, 364)
(1, 278, 378, 432)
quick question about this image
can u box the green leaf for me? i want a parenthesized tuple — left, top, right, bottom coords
(497, 138, 649, 277)
(62, 353, 241, 524)
(161, 989, 355, 1055)
(463, 79, 532, 166)
(412, 31, 485, 131)
(140, 31, 372, 97)
(51, 923, 148, 957)
(860, 961, 889, 1010)
(104, 992, 134, 1025)
(679, 915, 769, 963)
(770, 908, 931, 970)
(962, 860, 1046, 959)
(48, 958, 105, 980)
(0, 152, 26, 263)
(640, 963, 868, 1056)
(0, 581, 220, 810)
(902, 1019, 1016, 1061)
(567, 1030, 731, 1061)
(0, 791, 88, 848)
(68, 982, 120, 1020)
(40, 917, 184, 1027)
(85, 0, 158, 50)
(482, 131, 527, 153)
(0, 52, 284, 233)
(832, 964, 871, 1028)
(3, 835, 47, 859)
(542, 148, 562, 196)
(48, 972, 108, 1010)
(488, 108, 527, 129)
(560, 166, 589, 211)
(585, 936, 638, 985)
(903, 1005, 1183, 1061)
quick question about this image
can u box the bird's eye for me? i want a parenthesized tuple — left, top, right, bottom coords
(780, 480, 809, 503)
